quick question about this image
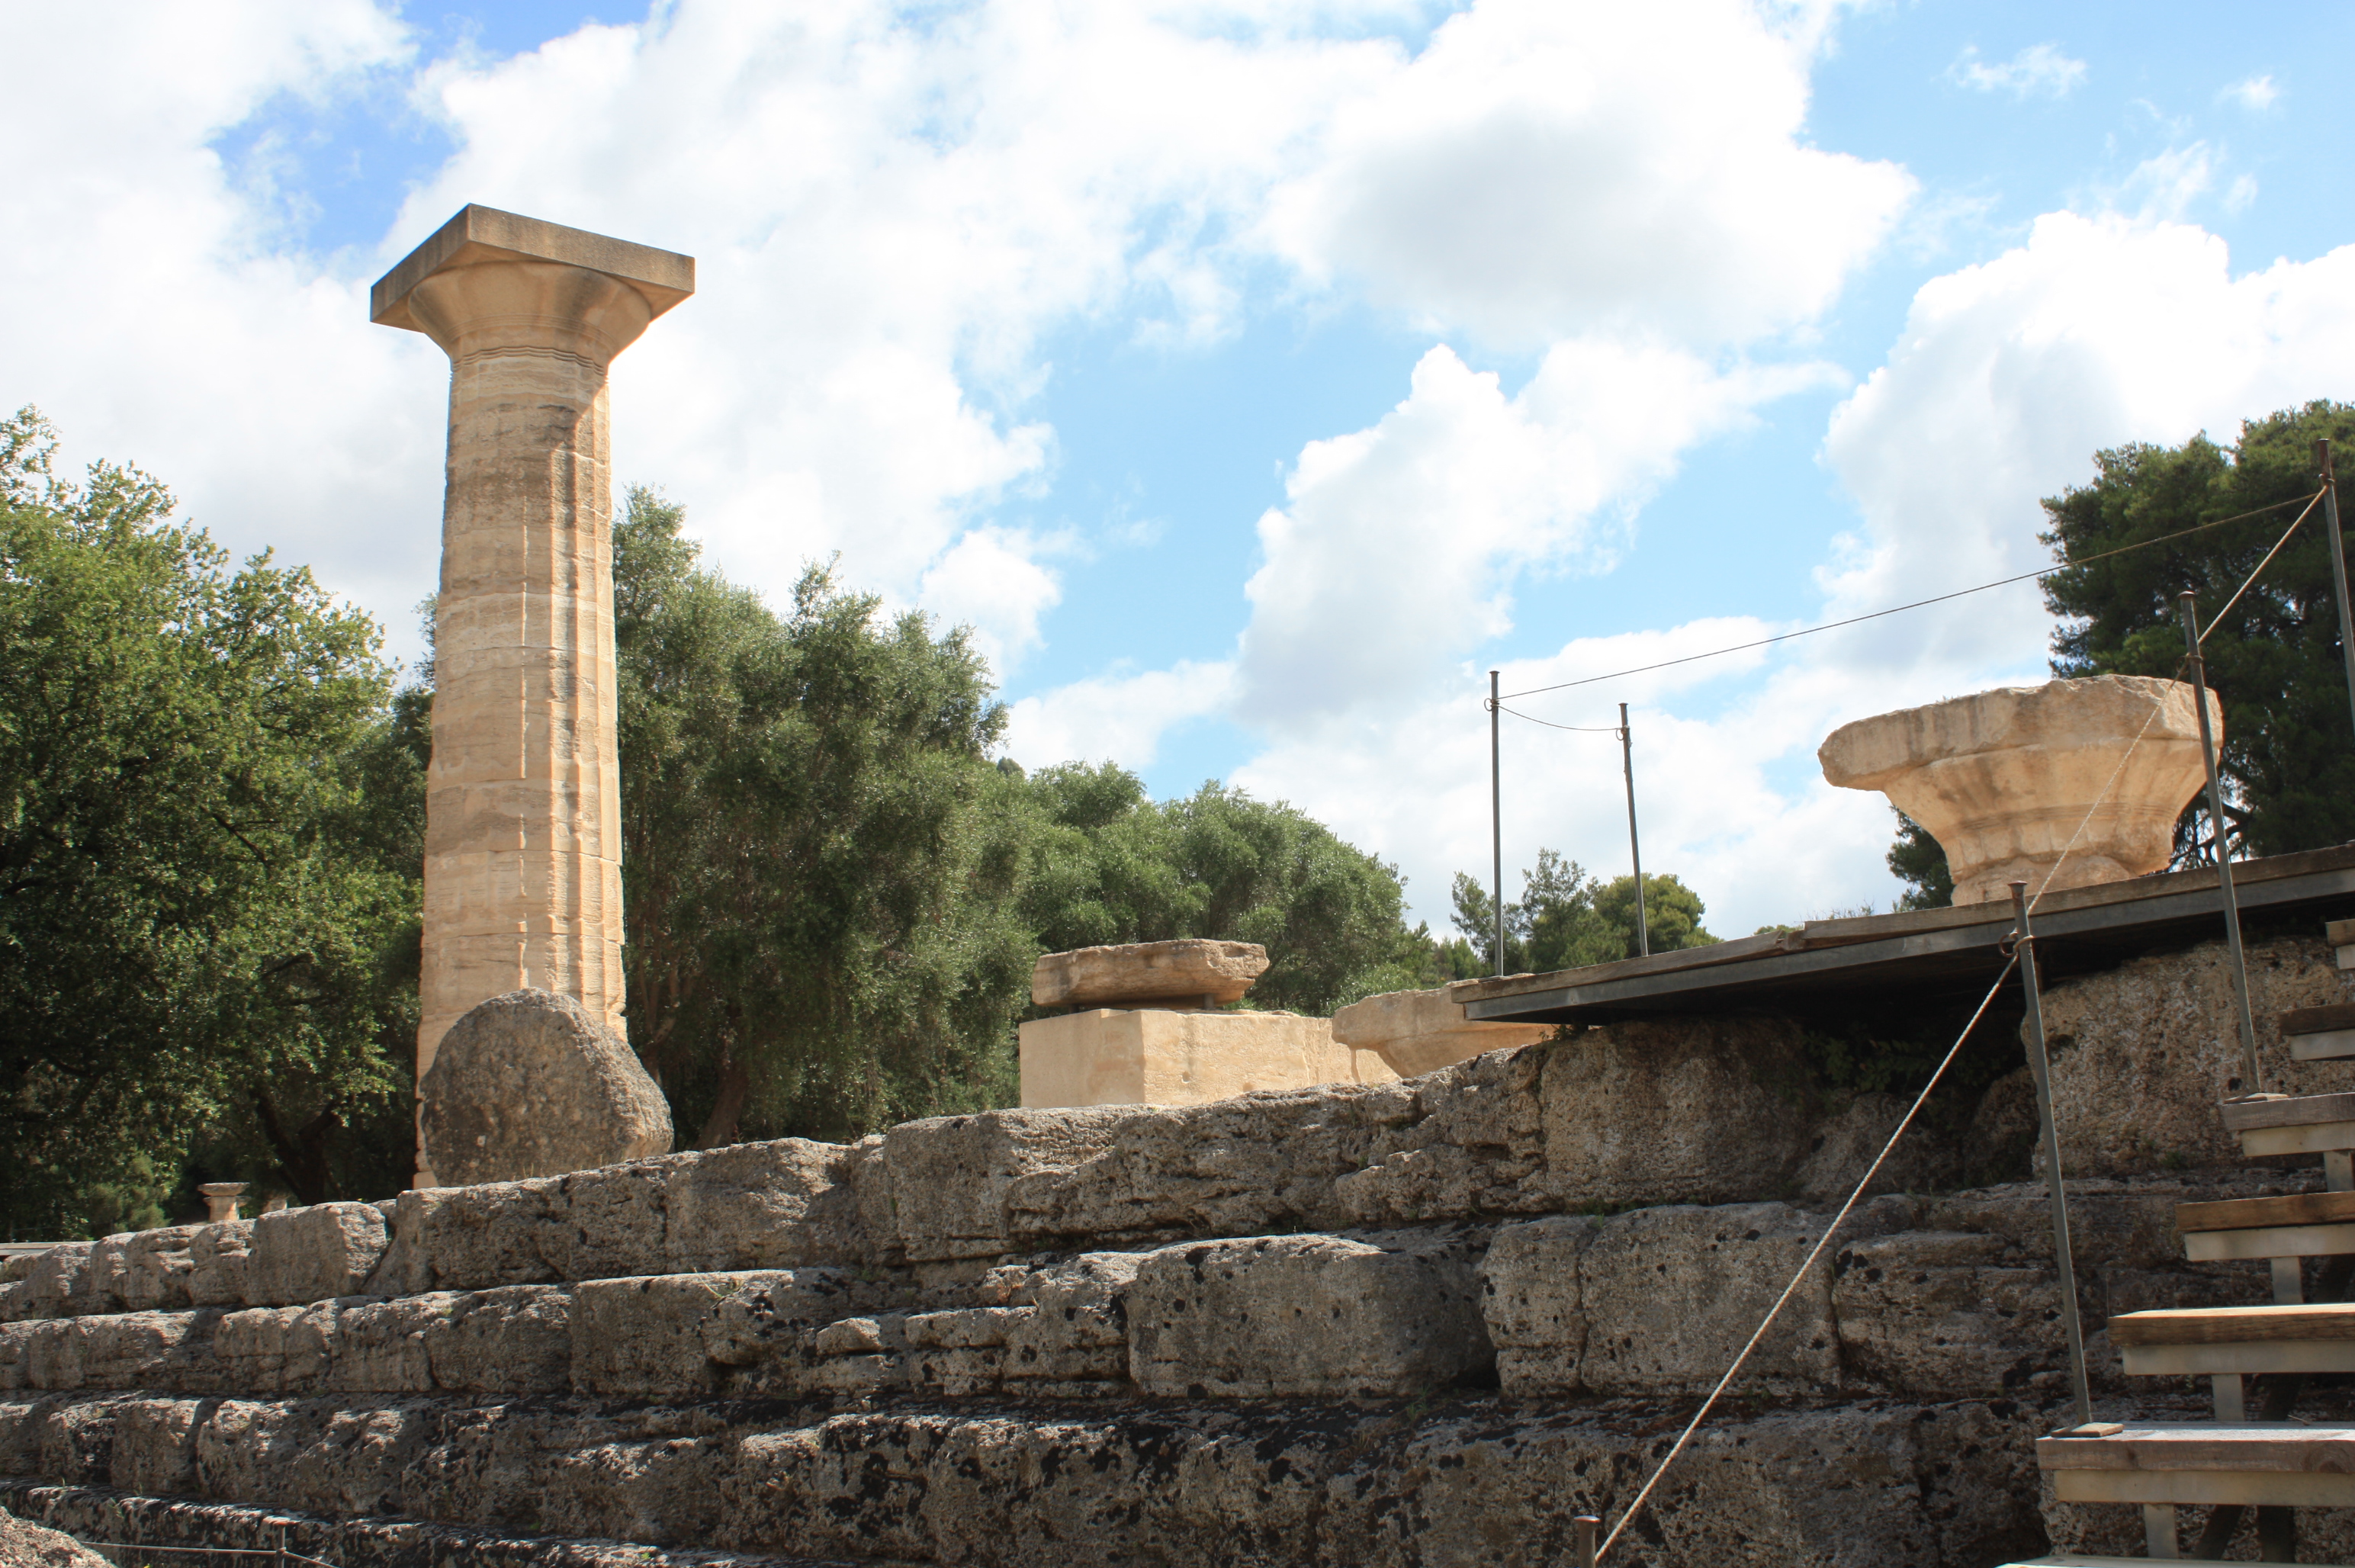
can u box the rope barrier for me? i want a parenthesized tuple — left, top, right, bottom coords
(1501, 490, 2324, 702)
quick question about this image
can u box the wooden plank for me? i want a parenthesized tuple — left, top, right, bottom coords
(2294, 1029, 2355, 1062)
(1460, 849, 2355, 1023)
(2112, 1301, 2355, 1345)
(1997, 1557, 2355, 1567)
(2242, 1121, 2355, 1158)
(2183, 1223, 2355, 1262)
(2283, 1002, 2355, 1036)
(2036, 1422, 2355, 1472)
(2051, 1468, 2355, 1508)
(2175, 1190, 2355, 1233)
(2328, 917, 2355, 946)
(2122, 1340, 2355, 1376)
(2222, 1093, 2355, 1133)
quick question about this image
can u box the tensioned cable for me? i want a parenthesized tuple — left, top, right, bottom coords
(1491, 703, 1621, 733)
(2199, 489, 2324, 644)
(1501, 490, 2322, 702)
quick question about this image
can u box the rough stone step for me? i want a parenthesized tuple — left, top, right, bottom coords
(2038, 1422, 2355, 1509)
(2281, 1002, 2355, 1060)
(2177, 1190, 2355, 1232)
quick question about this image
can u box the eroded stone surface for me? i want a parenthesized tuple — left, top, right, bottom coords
(1332, 986, 1554, 1079)
(1818, 673, 2215, 904)
(1030, 939, 1267, 1010)
(0, 1499, 108, 1568)
(1018, 1008, 1393, 1110)
(419, 989, 674, 1186)
(246, 1204, 388, 1308)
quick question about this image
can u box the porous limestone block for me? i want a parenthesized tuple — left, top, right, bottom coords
(385, 1179, 562, 1296)
(2, 1246, 92, 1322)
(111, 1396, 208, 1497)
(1818, 673, 2216, 904)
(663, 1137, 864, 1273)
(1126, 1226, 1492, 1397)
(1582, 1203, 1843, 1395)
(186, 1223, 254, 1309)
(1019, 1007, 1396, 1110)
(0, 1324, 33, 1391)
(117, 1227, 202, 1313)
(331, 1284, 571, 1396)
(23, 1313, 216, 1394)
(1475, 1214, 1598, 1392)
(873, 1107, 1129, 1263)
(1332, 985, 1553, 1079)
(0, 1492, 110, 1567)
(1031, 938, 1271, 1011)
(246, 1203, 389, 1307)
(2035, 934, 2355, 1174)
(1537, 1016, 1820, 1210)
(538, 1159, 672, 1282)
(214, 1303, 339, 1395)
(193, 1396, 425, 1518)
(420, 989, 673, 1186)
(570, 1271, 871, 1396)
(1832, 1230, 2067, 1397)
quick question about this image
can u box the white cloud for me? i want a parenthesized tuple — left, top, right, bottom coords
(915, 525, 1064, 673)
(1232, 339, 1842, 730)
(2222, 74, 2280, 112)
(1002, 660, 1237, 771)
(1949, 42, 2088, 100)
(1265, 0, 1914, 350)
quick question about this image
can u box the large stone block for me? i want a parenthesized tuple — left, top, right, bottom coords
(117, 1228, 202, 1313)
(1126, 1226, 1492, 1397)
(570, 1271, 873, 1397)
(663, 1138, 863, 1273)
(875, 1108, 1130, 1262)
(386, 1179, 563, 1294)
(110, 1396, 206, 1497)
(246, 1203, 389, 1307)
(1332, 985, 1553, 1079)
(185, 1223, 253, 1309)
(1018, 1007, 1394, 1110)
(1030, 939, 1267, 1010)
(214, 1304, 338, 1395)
(2038, 933, 2355, 1174)
(2, 1248, 92, 1324)
(420, 988, 673, 1185)
(1539, 1017, 1820, 1208)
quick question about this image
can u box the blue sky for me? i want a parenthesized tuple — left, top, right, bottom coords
(9, 1, 2355, 937)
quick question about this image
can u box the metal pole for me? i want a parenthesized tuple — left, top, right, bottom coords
(1490, 670, 1505, 976)
(2012, 880, 2093, 1431)
(1576, 1515, 1600, 1568)
(2179, 591, 2264, 1095)
(2321, 439, 2355, 744)
(1620, 702, 1650, 957)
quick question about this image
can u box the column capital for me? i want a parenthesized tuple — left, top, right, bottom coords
(371, 204, 695, 363)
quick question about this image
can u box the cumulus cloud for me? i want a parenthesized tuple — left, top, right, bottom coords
(1264, 0, 1914, 349)
(1002, 660, 1237, 771)
(1948, 42, 2088, 100)
(2222, 74, 2280, 112)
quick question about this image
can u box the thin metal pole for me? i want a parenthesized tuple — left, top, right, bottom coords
(1575, 1515, 1600, 1568)
(2012, 880, 2092, 1430)
(1620, 702, 1650, 957)
(1489, 670, 1505, 976)
(2179, 591, 2263, 1094)
(2321, 439, 2355, 744)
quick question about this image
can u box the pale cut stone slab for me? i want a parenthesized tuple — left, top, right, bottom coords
(244, 1203, 389, 1307)
(1330, 985, 1552, 1078)
(1017, 1007, 1396, 1108)
(419, 988, 673, 1185)
(1818, 673, 2216, 904)
(1030, 938, 1267, 1009)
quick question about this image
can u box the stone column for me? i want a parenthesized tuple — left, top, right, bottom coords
(372, 206, 693, 1184)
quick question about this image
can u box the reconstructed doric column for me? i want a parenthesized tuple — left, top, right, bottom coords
(372, 206, 693, 1184)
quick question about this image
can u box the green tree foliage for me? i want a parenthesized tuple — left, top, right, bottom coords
(613, 490, 1035, 1147)
(1888, 810, 1954, 910)
(0, 410, 422, 1239)
(1014, 760, 1432, 1014)
(1449, 850, 1716, 973)
(2037, 400, 2355, 860)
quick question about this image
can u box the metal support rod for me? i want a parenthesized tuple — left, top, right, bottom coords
(1619, 702, 1650, 957)
(1575, 1515, 1600, 1568)
(2013, 879, 2093, 1431)
(2179, 591, 2265, 1094)
(1489, 670, 1505, 977)
(2321, 439, 2355, 744)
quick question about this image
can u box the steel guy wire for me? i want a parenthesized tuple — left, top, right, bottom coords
(1499, 490, 2324, 703)
(2198, 488, 2325, 644)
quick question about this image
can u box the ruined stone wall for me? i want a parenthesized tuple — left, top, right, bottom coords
(2, 940, 2347, 1566)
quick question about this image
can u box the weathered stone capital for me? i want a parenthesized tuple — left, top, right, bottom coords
(371, 204, 694, 366)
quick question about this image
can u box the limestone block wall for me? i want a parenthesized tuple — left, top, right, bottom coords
(5, 940, 2350, 1567)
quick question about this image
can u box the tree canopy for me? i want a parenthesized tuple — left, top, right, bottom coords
(1449, 849, 1717, 974)
(0, 410, 421, 1239)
